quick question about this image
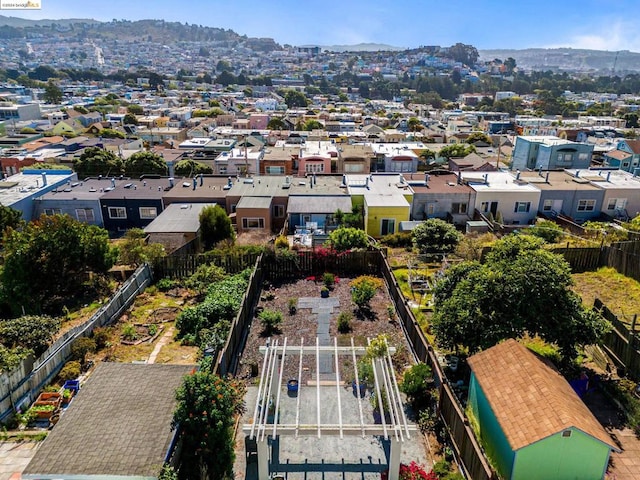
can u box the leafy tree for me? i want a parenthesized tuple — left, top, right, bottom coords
(0, 344, 31, 372)
(267, 117, 286, 130)
(303, 119, 323, 131)
(73, 146, 124, 178)
(0, 205, 22, 238)
(70, 336, 96, 363)
(199, 205, 234, 251)
(123, 151, 167, 177)
(407, 117, 423, 132)
(123, 113, 138, 125)
(438, 143, 476, 159)
(465, 131, 491, 144)
(172, 371, 245, 480)
(447, 43, 479, 66)
(1, 214, 116, 315)
(283, 90, 309, 108)
(326, 227, 369, 252)
(215, 70, 237, 86)
(412, 219, 462, 255)
(0, 315, 61, 356)
(43, 80, 63, 104)
(431, 235, 610, 359)
(127, 104, 143, 115)
(527, 219, 565, 243)
(174, 159, 213, 176)
(117, 228, 166, 266)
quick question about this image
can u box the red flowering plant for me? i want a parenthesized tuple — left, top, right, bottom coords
(399, 461, 437, 480)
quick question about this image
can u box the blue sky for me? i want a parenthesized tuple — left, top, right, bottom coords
(7, 0, 640, 52)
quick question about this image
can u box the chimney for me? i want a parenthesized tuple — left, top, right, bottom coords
(41, 172, 47, 187)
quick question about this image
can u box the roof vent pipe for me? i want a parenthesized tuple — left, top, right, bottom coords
(545, 171, 550, 183)
(607, 171, 612, 182)
(41, 172, 47, 187)
(516, 170, 521, 180)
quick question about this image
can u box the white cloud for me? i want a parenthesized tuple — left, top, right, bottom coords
(546, 20, 640, 52)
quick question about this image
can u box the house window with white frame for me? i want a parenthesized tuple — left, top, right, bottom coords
(266, 166, 285, 175)
(305, 163, 324, 173)
(480, 202, 490, 213)
(607, 199, 617, 210)
(577, 199, 596, 211)
(514, 201, 531, 213)
(44, 208, 62, 216)
(75, 208, 95, 223)
(542, 199, 553, 211)
(139, 207, 158, 219)
(578, 153, 589, 162)
(108, 207, 127, 219)
(242, 217, 264, 229)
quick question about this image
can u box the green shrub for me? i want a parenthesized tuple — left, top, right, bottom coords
(185, 263, 225, 295)
(288, 298, 297, 315)
(274, 235, 289, 249)
(400, 363, 432, 399)
(350, 276, 382, 309)
(527, 219, 565, 243)
(122, 323, 138, 341)
(432, 459, 452, 477)
(380, 232, 413, 248)
(58, 360, 81, 381)
(156, 277, 179, 291)
(322, 272, 336, 288)
(326, 227, 369, 251)
(92, 327, 111, 350)
(148, 324, 158, 336)
(337, 311, 352, 333)
(442, 473, 465, 480)
(259, 309, 282, 334)
(70, 337, 96, 363)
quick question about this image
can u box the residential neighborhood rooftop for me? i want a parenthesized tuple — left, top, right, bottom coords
(23, 363, 194, 479)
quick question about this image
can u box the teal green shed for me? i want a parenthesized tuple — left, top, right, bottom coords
(467, 339, 619, 480)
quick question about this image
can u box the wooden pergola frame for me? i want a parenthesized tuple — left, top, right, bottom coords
(242, 337, 416, 480)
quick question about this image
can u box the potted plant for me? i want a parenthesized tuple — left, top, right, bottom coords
(320, 286, 330, 298)
(288, 298, 297, 315)
(30, 404, 56, 419)
(61, 388, 74, 406)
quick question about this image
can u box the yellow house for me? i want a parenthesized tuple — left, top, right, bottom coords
(346, 173, 413, 238)
(51, 120, 85, 136)
(364, 193, 411, 237)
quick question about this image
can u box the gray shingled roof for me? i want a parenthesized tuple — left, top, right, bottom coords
(144, 203, 215, 234)
(23, 363, 194, 479)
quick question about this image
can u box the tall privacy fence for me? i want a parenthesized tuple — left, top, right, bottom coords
(0, 264, 152, 422)
(594, 298, 640, 382)
(380, 252, 495, 480)
(153, 251, 261, 278)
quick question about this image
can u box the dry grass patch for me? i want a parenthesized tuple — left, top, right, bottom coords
(573, 267, 640, 326)
(155, 341, 199, 364)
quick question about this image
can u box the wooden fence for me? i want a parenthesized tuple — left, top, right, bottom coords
(550, 246, 603, 273)
(0, 264, 152, 422)
(380, 252, 495, 480)
(214, 254, 264, 376)
(594, 298, 640, 381)
(153, 252, 261, 279)
(262, 248, 384, 281)
(603, 241, 640, 284)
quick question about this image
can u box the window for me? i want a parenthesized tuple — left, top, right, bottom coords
(451, 202, 467, 214)
(273, 205, 285, 218)
(607, 199, 617, 210)
(108, 207, 127, 219)
(231, 204, 237, 213)
(344, 163, 363, 173)
(139, 207, 157, 219)
(562, 430, 572, 438)
(266, 166, 285, 175)
(577, 199, 596, 211)
(543, 199, 553, 211)
(75, 208, 95, 223)
(481, 202, 489, 213)
(242, 217, 264, 229)
(305, 163, 324, 173)
(514, 201, 531, 213)
(426, 204, 435, 215)
(380, 218, 395, 236)
(44, 208, 62, 216)
(578, 153, 589, 161)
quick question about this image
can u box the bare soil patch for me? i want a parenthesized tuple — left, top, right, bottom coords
(237, 275, 414, 384)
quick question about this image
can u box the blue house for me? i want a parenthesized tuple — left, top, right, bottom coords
(603, 139, 640, 173)
(511, 136, 593, 171)
(467, 339, 619, 480)
(0, 169, 76, 221)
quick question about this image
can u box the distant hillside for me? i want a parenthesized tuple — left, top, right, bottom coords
(479, 48, 640, 73)
(0, 15, 281, 51)
(314, 43, 405, 53)
(0, 15, 99, 27)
